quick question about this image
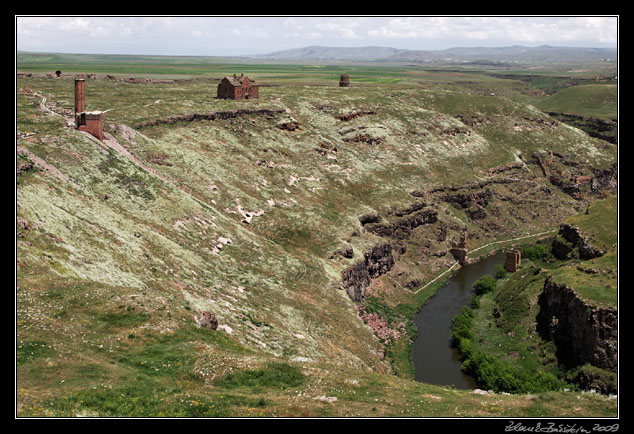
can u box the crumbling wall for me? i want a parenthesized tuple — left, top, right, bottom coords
(74, 78, 103, 141)
(78, 112, 104, 141)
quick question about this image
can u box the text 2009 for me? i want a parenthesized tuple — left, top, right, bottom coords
(593, 425, 619, 432)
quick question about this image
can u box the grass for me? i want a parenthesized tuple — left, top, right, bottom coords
(566, 195, 617, 252)
(16, 341, 54, 366)
(213, 362, 304, 391)
(536, 84, 617, 120)
(46, 383, 270, 417)
(551, 195, 617, 308)
(16, 55, 618, 417)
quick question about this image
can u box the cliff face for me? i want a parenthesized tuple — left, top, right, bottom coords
(537, 277, 617, 371)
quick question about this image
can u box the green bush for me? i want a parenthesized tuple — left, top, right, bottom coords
(453, 326, 567, 393)
(469, 294, 480, 309)
(451, 301, 568, 394)
(463, 348, 566, 393)
(521, 244, 547, 261)
(473, 275, 496, 295)
(450, 306, 474, 346)
(493, 264, 507, 279)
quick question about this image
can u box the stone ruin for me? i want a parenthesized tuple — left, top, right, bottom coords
(339, 74, 350, 87)
(505, 248, 521, 272)
(449, 227, 469, 265)
(217, 73, 259, 100)
(74, 78, 104, 141)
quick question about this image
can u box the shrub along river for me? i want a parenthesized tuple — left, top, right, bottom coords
(412, 251, 505, 389)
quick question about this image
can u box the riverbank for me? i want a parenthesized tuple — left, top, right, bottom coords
(413, 251, 507, 388)
(363, 230, 559, 381)
(450, 197, 617, 395)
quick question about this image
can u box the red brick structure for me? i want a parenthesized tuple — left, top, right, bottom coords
(74, 78, 103, 141)
(74, 78, 85, 120)
(77, 111, 104, 141)
(339, 74, 350, 87)
(217, 74, 259, 100)
(505, 248, 521, 272)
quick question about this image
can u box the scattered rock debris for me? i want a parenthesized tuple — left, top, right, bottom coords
(237, 205, 265, 224)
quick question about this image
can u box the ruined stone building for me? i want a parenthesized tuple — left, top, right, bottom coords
(339, 74, 350, 87)
(505, 248, 521, 272)
(217, 74, 259, 100)
(74, 78, 103, 141)
(450, 227, 469, 265)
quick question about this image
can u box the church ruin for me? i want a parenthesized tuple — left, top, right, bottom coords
(217, 74, 259, 100)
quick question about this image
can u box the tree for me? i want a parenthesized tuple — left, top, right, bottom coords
(473, 275, 496, 295)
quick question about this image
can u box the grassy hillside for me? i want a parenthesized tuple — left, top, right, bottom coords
(536, 84, 617, 120)
(16, 62, 617, 417)
(550, 195, 618, 307)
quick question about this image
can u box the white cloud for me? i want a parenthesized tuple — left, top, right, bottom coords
(15, 16, 617, 56)
(365, 16, 617, 47)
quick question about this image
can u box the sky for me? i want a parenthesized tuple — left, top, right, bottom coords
(15, 16, 618, 57)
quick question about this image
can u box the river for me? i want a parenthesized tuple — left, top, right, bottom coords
(412, 251, 505, 389)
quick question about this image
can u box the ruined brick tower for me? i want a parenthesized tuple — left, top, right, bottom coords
(74, 77, 85, 119)
(505, 248, 521, 272)
(74, 78, 103, 141)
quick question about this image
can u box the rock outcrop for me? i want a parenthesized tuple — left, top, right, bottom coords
(199, 311, 219, 330)
(363, 209, 438, 239)
(341, 243, 394, 302)
(134, 109, 284, 129)
(553, 223, 604, 260)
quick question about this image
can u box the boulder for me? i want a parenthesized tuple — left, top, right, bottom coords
(200, 311, 218, 330)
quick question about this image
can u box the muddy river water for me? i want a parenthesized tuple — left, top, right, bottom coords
(412, 251, 505, 389)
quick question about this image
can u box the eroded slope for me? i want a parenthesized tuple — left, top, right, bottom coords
(16, 76, 617, 416)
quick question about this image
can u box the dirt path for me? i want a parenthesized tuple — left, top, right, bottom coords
(101, 132, 177, 190)
(17, 145, 77, 188)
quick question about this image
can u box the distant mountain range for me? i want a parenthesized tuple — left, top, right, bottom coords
(252, 45, 617, 63)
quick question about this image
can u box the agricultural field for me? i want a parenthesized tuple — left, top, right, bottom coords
(16, 53, 617, 418)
